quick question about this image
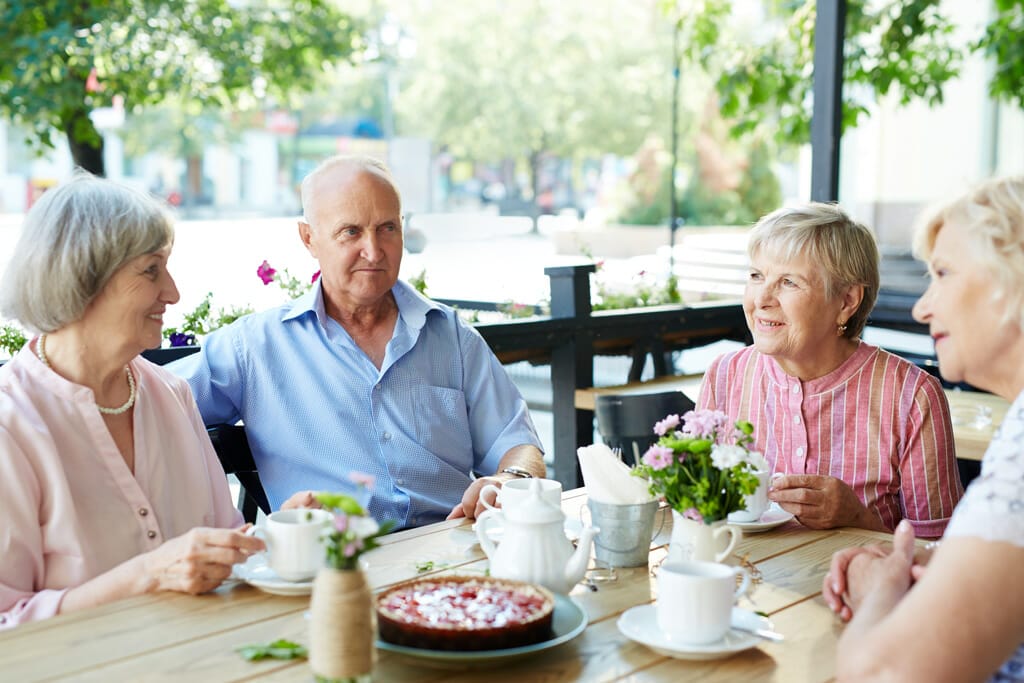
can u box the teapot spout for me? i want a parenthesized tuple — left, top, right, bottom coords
(565, 525, 599, 588)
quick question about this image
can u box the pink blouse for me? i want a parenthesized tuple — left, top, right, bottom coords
(700, 342, 963, 537)
(0, 347, 241, 629)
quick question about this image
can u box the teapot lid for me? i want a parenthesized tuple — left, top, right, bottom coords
(502, 479, 564, 524)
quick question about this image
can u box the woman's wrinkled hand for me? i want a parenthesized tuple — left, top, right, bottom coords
(140, 526, 264, 595)
(768, 474, 871, 529)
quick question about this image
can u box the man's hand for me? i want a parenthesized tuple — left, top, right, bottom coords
(280, 490, 322, 511)
(769, 474, 878, 530)
(445, 476, 503, 521)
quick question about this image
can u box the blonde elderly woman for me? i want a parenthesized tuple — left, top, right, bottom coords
(825, 176, 1024, 682)
(0, 174, 269, 629)
(699, 202, 962, 537)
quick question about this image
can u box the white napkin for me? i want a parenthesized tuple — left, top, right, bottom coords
(577, 443, 657, 505)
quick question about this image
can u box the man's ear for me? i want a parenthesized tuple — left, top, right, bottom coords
(298, 219, 315, 256)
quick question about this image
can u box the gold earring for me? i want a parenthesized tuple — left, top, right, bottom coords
(837, 321, 848, 336)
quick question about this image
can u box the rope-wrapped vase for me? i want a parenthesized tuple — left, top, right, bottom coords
(310, 568, 375, 682)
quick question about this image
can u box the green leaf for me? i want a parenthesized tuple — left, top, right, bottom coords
(236, 639, 308, 661)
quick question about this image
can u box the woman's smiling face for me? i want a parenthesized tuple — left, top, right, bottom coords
(744, 249, 857, 378)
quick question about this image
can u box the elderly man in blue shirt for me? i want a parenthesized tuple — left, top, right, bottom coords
(170, 155, 545, 529)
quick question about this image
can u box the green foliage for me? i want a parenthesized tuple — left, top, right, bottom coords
(408, 269, 428, 296)
(975, 0, 1024, 109)
(679, 138, 782, 226)
(495, 301, 538, 319)
(0, 323, 28, 357)
(667, 0, 970, 146)
(591, 268, 683, 312)
(236, 639, 307, 661)
(0, 0, 362, 173)
(162, 292, 254, 344)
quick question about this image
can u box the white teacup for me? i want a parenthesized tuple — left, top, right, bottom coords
(729, 469, 771, 523)
(480, 477, 562, 512)
(656, 560, 751, 644)
(251, 508, 332, 582)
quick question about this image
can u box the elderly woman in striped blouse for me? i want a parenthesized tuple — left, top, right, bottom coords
(699, 202, 962, 538)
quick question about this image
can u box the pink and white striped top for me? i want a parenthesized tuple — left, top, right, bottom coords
(699, 342, 963, 537)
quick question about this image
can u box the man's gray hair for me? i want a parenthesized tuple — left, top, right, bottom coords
(0, 172, 174, 333)
(748, 202, 880, 340)
(299, 154, 402, 225)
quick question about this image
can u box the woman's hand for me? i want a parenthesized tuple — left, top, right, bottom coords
(823, 544, 891, 621)
(139, 526, 264, 595)
(769, 474, 883, 530)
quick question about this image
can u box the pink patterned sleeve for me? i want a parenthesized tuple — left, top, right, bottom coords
(898, 375, 963, 538)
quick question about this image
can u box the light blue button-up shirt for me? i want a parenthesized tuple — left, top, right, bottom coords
(169, 280, 542, 528)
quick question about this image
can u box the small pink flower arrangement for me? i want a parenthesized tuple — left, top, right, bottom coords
(632, 409, 762, 523)
(314, 473, 395, 570)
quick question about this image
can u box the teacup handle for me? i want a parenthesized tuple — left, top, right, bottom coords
(712, 524, 742, 563)
(480, 483, 503, 511)
(731, 566, 751, 600)
(475, 508, 502, 559)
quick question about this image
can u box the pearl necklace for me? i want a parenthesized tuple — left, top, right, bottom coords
(36, 334, 137, 415)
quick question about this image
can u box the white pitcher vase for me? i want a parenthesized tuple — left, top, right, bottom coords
(667, 511, 741, 564)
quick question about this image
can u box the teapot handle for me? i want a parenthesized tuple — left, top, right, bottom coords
(475, 508, 501, 559)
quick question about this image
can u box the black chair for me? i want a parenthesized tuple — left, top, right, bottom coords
(595, 390, 697, 465)
(206, 424, 270, 524)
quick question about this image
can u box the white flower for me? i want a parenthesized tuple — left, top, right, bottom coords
(711, 444, 748, 469)
(746, 450, 769, 472)
(349, 516, 380, 539)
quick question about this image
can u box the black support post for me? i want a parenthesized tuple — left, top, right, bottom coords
(544, 264, 596, 488)
(810, 0, 847, 203)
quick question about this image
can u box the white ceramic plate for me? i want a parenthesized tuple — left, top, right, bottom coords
(617, 605, 764, 661)
(470, 517, 583, 544)
(232, 554, 314, 596)
(376, 593, 587, 667)
(727, 504, 795, 533)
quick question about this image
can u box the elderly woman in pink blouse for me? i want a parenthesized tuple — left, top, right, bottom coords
(0, 175, 267, 628)
(699, 202, 962, 538)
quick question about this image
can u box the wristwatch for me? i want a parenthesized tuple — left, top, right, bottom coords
(500, 466, 534, 479)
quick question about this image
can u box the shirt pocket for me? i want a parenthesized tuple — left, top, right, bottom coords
(411, 385, 472, 465)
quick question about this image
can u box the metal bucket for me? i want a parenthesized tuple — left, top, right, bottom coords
(587, 499, 659, 568)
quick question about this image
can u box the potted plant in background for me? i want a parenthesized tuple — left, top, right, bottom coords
(632, 409, 763, 564)
(309, 480, 394, 683)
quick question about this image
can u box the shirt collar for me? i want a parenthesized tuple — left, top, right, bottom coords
(279, 278, 442, 331)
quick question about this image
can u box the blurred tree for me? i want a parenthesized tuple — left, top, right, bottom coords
(664, 0, 1023, 145)
(0, 0, 362, 176)
(391, 0, 674, 210)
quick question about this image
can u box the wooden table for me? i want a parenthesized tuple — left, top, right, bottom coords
(576, 375, 1008, 462)
(1, 489, 899, 682)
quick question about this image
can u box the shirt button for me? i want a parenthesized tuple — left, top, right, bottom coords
(147, 530, 157, 539)
(139, 507, 149, 516)
(382, 432, 392, 441)
(796, 447, 805, 457)
(396, 479, 405, 486)
(793, 415, 800, 425)
(792, 385, 800, 394)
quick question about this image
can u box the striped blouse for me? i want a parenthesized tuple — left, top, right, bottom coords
(699, 342, 963, 537)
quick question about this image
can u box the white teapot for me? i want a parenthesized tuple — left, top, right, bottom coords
(476, 478, 598, 594)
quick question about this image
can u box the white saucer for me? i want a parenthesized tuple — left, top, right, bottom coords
(232, 554, 314, 596)
(617, 605, 762, 660)
(471, 518, 583, 544)
(727, 504, 795, 533)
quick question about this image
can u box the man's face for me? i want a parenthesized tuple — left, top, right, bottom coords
(299, 167, 403, 313)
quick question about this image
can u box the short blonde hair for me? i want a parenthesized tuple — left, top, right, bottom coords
(299, 154, 401, 227)
(913, 175, 1024, 330)
(0, 173, 174, 333)
(748, 202, 879, 339)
